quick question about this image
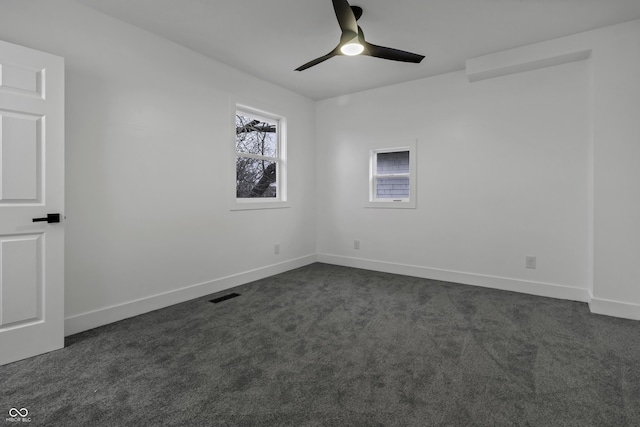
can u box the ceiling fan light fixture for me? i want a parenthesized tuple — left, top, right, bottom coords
(294, 0, 424, 71)
(340, 41, 364, 56)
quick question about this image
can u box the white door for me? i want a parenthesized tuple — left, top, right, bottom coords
(0, 40, 64, 365)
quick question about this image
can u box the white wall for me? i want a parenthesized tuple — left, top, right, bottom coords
(589, 21, 640, 318)
(462, 20, 640, 319)
(317, 61, 591, 301)
(0, 0, 317, 334)
(317, 19, 640, 319)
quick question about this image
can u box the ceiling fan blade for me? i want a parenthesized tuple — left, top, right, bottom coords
(358, 27, 424, 63)
(363, 43, 425, 63)
(351, 6, 363, 21)
(295, 51, 339, 71)
(332, 0, 358, 35)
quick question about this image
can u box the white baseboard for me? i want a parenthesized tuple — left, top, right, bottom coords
(589, 297, 640, 320)
(65, 253, 639, 335)
(317, 253, 591, 303)
(64, 254, 317, 336)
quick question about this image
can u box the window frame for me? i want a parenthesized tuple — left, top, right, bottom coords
(232, 104, 289, 211)
(366, 141, 417, 209)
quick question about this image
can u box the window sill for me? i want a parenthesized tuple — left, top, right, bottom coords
(231, 201, 291, 211)
(365, 201, 416, 209)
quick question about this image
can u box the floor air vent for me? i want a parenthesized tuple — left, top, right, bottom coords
(210, 293, 241, 304)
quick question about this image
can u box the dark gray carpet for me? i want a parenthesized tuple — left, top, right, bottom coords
(1, 263, 639, 426)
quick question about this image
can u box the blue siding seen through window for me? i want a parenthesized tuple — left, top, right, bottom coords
(376, 151, 410, 199)
(376, 151, 410, 174)
(376, 177, 410, 198)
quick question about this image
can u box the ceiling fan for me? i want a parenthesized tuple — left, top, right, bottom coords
(295, 0, 425, 71)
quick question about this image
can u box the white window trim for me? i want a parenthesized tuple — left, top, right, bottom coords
(232, 103, 289, 211)
(366, 140, 417, 209)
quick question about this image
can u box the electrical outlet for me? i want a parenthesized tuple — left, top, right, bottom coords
(353, 239, 360, 250)
(274, 244, 280, 255)
(526, 256, 536, 269)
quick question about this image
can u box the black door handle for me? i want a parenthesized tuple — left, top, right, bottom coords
(32, 213, 61, 223)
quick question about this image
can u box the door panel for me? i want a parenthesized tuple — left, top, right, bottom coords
(1, 113, 41, 201)
(0, 234, 41, 327)
(0, 40, 64, 366)
(0, 62, 42, 97)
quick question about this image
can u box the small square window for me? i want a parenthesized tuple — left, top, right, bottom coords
(368, 142, 416, 209)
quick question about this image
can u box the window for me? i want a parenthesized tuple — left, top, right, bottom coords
(234, 106, 287, 208)
(368, 143, 416, 208)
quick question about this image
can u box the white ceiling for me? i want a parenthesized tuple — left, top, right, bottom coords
(75, 0, 640, 100)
